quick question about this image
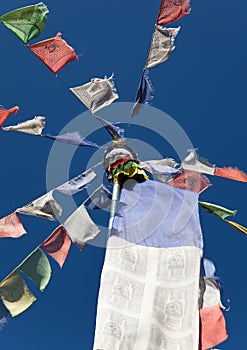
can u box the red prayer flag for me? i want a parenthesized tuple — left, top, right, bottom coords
(0, 105, 19, 128)
(157, 0, 191, 25)
(28, 32, 78, 74)
(40, 226, 71, 268)
(199, 303, 228, 350)
(168, 170, 211, 193)
(0, 212, 26, 238)
(215, 167, 247, 182)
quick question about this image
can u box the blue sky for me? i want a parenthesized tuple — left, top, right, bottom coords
(0, 0, 246, 349)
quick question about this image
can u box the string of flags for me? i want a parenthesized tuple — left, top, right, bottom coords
(0, 1, 246, 349)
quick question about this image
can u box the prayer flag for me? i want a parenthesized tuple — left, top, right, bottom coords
(18, 248, 51, 292)
(140, 158, 179, 182)
(16, 191, 62, 221)
(43, 131, 99, 147)
(224, 220, 247, 236)
(56, 168, 97, 195)
(131, 69, 154, 117)
(168, 170, 211, 193)
(63, 204, 100, 250)
(0, 212, 26, 239)
(0, 271, 36, 317)
(181, 149, 216, 175)
(0, 105, 19, 128)
(199, 201, 237, 220)
(95, 116, 123, 140)
(215, 166, 247, 182)
(112, 179, 203, 248)
(199, 278, 228, 349)
(2, 116, 45, 135)
(40, 226, 71, 268)
(84, 185, 112, 210)
(70, 75, 119, 113)
(157, 0, 191, 26)
(0, 3, 48, 44)
(28, 32, 78, 74)
(93, 236, 202, 349)
(146, 26, 180, 69)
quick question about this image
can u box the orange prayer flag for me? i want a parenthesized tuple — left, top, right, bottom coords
(215, 166, 247, 182)
(0, 106, 19, 128)
(40, 226, 71, 268)
(199, 304, 228, 350)
(168, 170, 211, 193)
(28, 32, 78, 74)
(157, 0, 191, 26)
(0, 212, 26, 238)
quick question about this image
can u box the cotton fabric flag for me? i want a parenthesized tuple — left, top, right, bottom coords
(0, 105, 19, 128)
(168, 170, 212, 193)
(63, 204, 100, 250)
(94, 178, 204, 349)
(95, 116, 123, 140)
(84, 185, 112, 210)
(16, 191, 62, 220)
(157, 0, 191, 25)
(2, 116, 46, 135)
(0, 212, 26, 238)
(40, 226, 71, 268)
(140, 158, 179, 182)
(199, 278, 228, 349)
(0, 271, 36, 317)
(56, 168, 97, 195)
(181, 149, 216, 175)
(43, 131, 99, 147)
(146, 26, 180, 69)
(93, 236, 202, 350)
(131, 69, 154, 117)
(224, 220, 247, 236)
(28, 32, 78, 74)
(19, 248, 51, 292)
(70, 75, 119, 113)
(215, 166, 247, 182)
(0, 3, 48, 44)
(199, 201, 237, 220)
(112, 179, 203, 248)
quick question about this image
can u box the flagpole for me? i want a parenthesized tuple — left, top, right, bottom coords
(107, 180, 121, 239)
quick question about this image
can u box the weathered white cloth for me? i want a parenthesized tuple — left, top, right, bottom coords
(63, 204, 100, 250)
(16, 191, 62, 221)
(93, 236, 202, 350)
(70, 75, 119, 113)
(2, 116, 45, 135)
(146, 26, 180, 69)
(181, 149, 216, 175)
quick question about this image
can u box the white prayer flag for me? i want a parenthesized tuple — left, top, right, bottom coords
(63, 204, 100, 250)
(146, 26, 180, 69)
(2, 116, 45, 135)
(70, 75, 119, 113)
(181, 149, 216, 175)
(16, 191, 62, 221)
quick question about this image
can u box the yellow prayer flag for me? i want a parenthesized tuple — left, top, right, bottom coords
(0, 271, 36, 317)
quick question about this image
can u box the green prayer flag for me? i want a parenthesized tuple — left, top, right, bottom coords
(199, 201, 237, 220)
(225, 220, 247, 237)
(0, 3, 48, 44)
(0, 271, 36, 317)
(19, 248, 51, 292)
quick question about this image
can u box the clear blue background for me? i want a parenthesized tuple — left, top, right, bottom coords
(0, 0, 246, 349)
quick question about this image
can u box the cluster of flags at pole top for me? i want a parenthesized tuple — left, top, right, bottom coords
(0, 1, 246, 349)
